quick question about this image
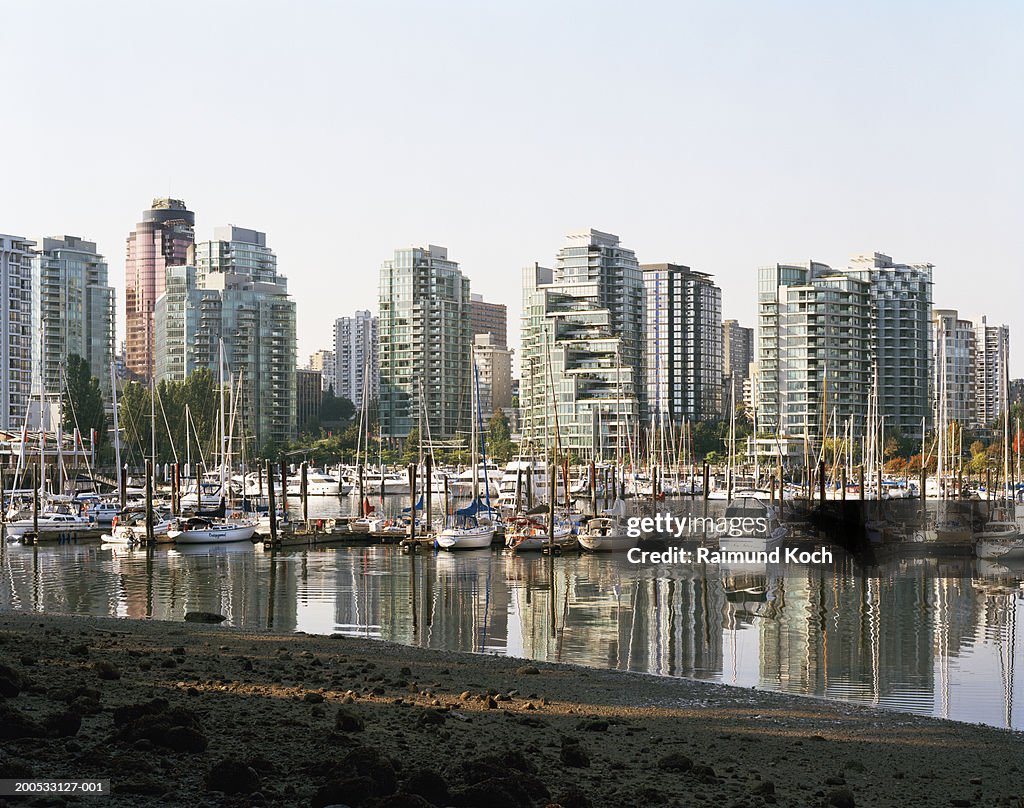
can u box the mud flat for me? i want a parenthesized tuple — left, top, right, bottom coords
(0, 611, 1021, 807)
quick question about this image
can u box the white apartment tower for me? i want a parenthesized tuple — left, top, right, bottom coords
(0, 235, 34, 430)
(974, 316, 1010, 426)
(334, 311, 378, 407)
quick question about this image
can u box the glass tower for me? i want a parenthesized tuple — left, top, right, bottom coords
(125, 198, 194, 380)
(378, 245, 471, 442)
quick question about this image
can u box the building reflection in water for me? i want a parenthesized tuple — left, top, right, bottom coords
(0, 540, 1020, 730)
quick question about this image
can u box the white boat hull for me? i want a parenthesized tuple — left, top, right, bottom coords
(168, 523, 256, 544)
(578, 532, 636, 552)
(435, 525, 495, 550)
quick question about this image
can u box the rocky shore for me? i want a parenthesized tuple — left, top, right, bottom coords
(0, 611, 1021, 807)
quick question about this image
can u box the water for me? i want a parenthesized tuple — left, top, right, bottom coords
(2, 529, 1021, 732)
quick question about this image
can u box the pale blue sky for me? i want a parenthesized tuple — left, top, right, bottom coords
(3, 1, 1022, 372)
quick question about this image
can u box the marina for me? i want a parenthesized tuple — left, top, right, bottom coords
(2, 497, 1022, 732)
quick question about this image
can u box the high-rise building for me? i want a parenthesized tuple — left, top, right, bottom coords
(756, 261, 871, 451)
(31, 236, 115, 398)
(124, 198, 194, 380)
(520, 230, 644, 457)
(473, 332, 513, 422)
(296, 368, 323, 431)
(308, 349, 336, 393)
(334, 311, 378, 407)
(470, 293, 507, 349)
(722, 319, 754, 409)
(641, 263, 722, 424)
(974, 316, 1010, 426)
(0, 234, 34, 431)
(154, 226, 296, 448)
(932, 309, 976, 428)
(848, 253, 933, 437)
(379, 245, 470, 442)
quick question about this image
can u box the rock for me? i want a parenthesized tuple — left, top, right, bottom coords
(312, 745, 398, 807)
(577, 718, 609, 732)
(949, 801, 971, 808)
(164, 725, 209, 753)
(485, 696, 498, 709)
(184, 611, 227, 623)
(0, 663, 23, 697)
(94, 660, 121, 680)
(399, 666, 412, 677)
(0, 703, 44, 739)
(304, 692, 325, 704)
(657, 752, 693, 772)
(827, 787, 855, 808)
(416, 710, 446, 727)
(403, 769, 449, 805)
(335, 707, 366, 732)
(113, 698, 206, 753)
(560, 737, 590, 768)
(750, 779, 775, 796)
(555, 785, 593, 808)
(515, 665, 540, 675)
(843, 758, 866, 774)
(70, 643, 89, 656)
(691, 764, 718, 784)
(172, 646, 186, 656)
(206, 759, 261, 795)
(824, 775, 846, 786)
(18, 654, 36, 667)
(459, 691, 471, 701)
(43, 710, 82, 738)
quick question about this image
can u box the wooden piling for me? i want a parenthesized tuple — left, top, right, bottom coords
(514, 465, 523, 514)
(859, 465, 865, 501)
(589, 460, 597, 516)
(840, 467, 847, 501)
(425, 454, 433, 535)
(818, 459, 826, 504)
(548, 458, 556, 552)
(407, 464, 417, 543)
(702, 462, 710, 500)
(280, 461, 288, 517)
(266, 460, 278, 546)
(145, 459, 154, 544)
(119, 465, 127, 510)
(300, 461, 309, 526)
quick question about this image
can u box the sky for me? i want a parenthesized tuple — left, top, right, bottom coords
(2, 0, 1022, 373)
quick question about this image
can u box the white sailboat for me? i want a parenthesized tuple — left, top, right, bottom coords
(578, 499, 635, 552)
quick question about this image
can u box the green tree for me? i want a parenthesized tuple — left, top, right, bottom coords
(486, 409, 514, 461)
(320, 386, 355, 427)
(63, 354, 107, 455)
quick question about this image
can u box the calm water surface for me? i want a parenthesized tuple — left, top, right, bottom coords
(1, 497, 1022, 732)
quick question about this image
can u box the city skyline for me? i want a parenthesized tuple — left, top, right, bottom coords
(2, 2, 1020, 375)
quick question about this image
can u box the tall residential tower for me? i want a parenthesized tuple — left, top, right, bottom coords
(124, 198, 194, 380)
(378, 245, 471, 442)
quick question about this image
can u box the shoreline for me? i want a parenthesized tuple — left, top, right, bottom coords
(0, 611, 1021, 807)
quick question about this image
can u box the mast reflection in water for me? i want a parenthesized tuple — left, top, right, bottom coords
(0, 542, 1020, 731)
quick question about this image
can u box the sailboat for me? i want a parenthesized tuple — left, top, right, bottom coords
(168, 343, 255, 545)
(578, 498, 635, 552)
(436, 346, 497, 550)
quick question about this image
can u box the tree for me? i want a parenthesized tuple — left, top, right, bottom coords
(63, 354, 107, 453)
(486, 409, 514, 461)
(320, 387, 355, 427)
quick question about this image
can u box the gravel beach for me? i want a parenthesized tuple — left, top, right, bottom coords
(0, 611, 1021, 807)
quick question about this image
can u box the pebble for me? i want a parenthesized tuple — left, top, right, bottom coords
(335, 707, 366, 732)
(94, 660, 121, 681)
(657, 752, 693, 772)
(516, 665, 540, 675)
(205, 759, 261, 795)
(827, 787, 855, 808)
